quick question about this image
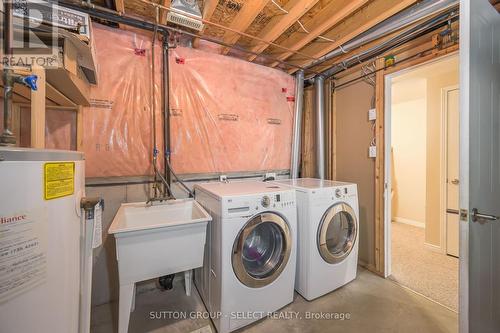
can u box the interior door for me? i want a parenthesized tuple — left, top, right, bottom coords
(460, 1, 500, 332)
(445, 87, 460, 257)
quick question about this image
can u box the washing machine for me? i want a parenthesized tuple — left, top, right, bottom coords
(194, 181, 297, 333)
(273, 178, 359, 301)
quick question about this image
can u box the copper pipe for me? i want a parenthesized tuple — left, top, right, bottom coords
(137, 0, 320, 61)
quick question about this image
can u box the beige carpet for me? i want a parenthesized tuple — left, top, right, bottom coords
(390, 222, 458, 311)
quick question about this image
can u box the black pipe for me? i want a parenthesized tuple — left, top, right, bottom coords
(162, 32, 172, 196)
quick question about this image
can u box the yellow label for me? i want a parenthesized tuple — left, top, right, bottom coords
(44, 162, 75, 200)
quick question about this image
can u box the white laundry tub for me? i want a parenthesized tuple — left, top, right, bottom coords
(109, 198, 212, 333)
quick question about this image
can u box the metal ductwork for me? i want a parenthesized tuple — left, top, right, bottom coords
(290, 70, 304, 179)
(167, 0, 204, 31)
(320, 9, 458, 78)
(315, 76, 325, 179)
(305, 0, 458, 74)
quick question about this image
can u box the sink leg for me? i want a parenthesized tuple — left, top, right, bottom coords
(118, 283, 135, 333)
(184, 270, 192, 296)
(131, 284, 136, 312)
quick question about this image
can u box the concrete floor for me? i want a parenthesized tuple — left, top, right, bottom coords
(91, 267, 458, 333)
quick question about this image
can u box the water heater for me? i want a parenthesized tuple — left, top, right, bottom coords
(0, 148, 97, 333)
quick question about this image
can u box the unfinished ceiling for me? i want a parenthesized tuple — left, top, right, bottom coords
(98, 0, 434, 73)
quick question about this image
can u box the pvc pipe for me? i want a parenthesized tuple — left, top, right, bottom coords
(290, 70, 304, 178)
(315, 75, 325, 179)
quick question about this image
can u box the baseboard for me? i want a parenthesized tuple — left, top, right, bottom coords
(358, 260, 383, 277)
(392, 217, 425, 229)
(423, 242, 445, 254)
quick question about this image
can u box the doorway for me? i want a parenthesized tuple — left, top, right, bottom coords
(385, 54, 460, 311)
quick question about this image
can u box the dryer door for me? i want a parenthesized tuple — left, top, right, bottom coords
(317, 203, 357, 264)
(232, 212, 291, 288)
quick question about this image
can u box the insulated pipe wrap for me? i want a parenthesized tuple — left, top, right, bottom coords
(315, 75, 325, 179)
(290, 70, 304, 179)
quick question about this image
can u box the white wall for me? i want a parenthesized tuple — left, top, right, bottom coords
(391, 78, 427, 226)
(389, 55, 459, 246)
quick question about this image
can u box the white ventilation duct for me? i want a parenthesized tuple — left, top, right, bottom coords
(167, 0, 204, 31)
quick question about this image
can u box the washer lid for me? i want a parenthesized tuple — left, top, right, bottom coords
(275, 178, 353, 190)
(317, 203, 357, 264)
(194, 181, 289, 199)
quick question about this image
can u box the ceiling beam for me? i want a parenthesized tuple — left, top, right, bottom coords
(114, 0, 126, 28)
(193, 0, 218, 46)
(159, 0, 171, 24)
(245, 0, 320, 62)
(115, 0, 125, 12)
(283, 0, 419, 72)
(202, 0, 219, 25)
(220, 0, 270, 55)
(265, 0, 370, 66)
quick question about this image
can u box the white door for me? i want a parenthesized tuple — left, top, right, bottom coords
(445, 87, 460, 257)
(459, 1, 500, 332)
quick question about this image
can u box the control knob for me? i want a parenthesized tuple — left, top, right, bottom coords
(261, 196, 271, 207)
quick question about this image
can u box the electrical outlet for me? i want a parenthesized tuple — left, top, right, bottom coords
(368, 108, 377, 121)
(219, 175, 228, 182)
(265, 172, 277, 180)
(369, 145, 377, 158)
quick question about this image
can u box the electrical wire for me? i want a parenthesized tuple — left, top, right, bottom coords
(317, 35, 335, 43)
(297, 20, 309, 33)
(271, 0, 288, 14)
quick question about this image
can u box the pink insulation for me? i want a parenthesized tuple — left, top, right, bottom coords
(82, 23, 296, 177)
(168, 46, 295, 174)
(82, 24, 163, 178)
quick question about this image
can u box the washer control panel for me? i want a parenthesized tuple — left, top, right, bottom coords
(259, 192, 295, 209)
(224, 190, 295, 217)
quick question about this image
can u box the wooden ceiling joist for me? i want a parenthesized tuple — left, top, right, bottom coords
(201, 0, 219, 31)
(263, 0, 369, 67)
(245, 0, 320, 62)
(115, 0, 125, 13)
(284, 0, 420, 72)
(203, 0, 219, 21)
(220, 0, 270, 55)
(160, 0, 171, 24)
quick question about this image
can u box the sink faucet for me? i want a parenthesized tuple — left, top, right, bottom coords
(145, 196, 174, 206)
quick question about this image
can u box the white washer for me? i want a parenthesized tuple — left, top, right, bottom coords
(194, 181, 297, 333)
(273, 178, 359, 301)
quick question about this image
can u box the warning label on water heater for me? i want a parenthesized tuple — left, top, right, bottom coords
(44, 162, 75, 200)
(0, 209, 47, 303)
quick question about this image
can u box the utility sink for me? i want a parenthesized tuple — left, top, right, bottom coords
(109, 198, 212, 333)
